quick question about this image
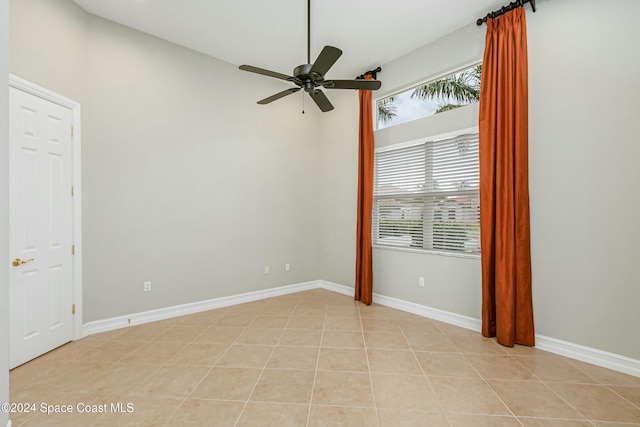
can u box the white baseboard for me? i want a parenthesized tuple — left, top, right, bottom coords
(535, 334, 640, 377)
(82, 281, 318, 336)
(318, 280, 483, 331)
(317, 280, 639, 377)
(81, 279, 639, 378)
(316, 280, 353, 297)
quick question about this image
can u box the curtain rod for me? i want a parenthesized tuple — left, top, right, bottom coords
(356, 67, 382, 80)
(476, 0, 536, 25)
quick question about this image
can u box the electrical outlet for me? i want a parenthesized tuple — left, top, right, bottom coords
(144, 281, 151, 292)
(418, 277, 425, 287)
(264, 266, 270, 274)
(285, 263, 290, 272)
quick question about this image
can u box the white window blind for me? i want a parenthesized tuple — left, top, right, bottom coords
(373, 132, 480, 255)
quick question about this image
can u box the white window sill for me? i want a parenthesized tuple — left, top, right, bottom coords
(372, 244, 481, 260)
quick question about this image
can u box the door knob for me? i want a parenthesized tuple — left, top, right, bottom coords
(12, 258, 34, 267)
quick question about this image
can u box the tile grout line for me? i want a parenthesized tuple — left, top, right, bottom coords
(508, 352, 596, 425)
(160, 307, 259, 427)
(563, 356, 640, 414)
(568, 357, 640, 413)
(454, 339, 525, 427)
(359, 305, 382, 427)
(157, 313, 241, 427)
(305, 303, 327, 427)
(402, 319, 453, 427)
(89, 323, 184, 427)
(604, 384, 640, 411)
(53, 330, 151, 427)
(231, 299, 299, 427)
(517, 416, 597, 427)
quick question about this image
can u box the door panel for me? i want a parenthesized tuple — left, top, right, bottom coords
(9, 87, 74, 369)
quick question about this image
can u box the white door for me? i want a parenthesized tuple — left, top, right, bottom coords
(9, 87, 75, 369)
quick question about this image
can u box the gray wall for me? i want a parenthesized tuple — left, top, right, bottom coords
(82, 17, 322, 321)
(1, 0, 10, 424)
(10, 0, 323, 322)
(527, 0, 640, 360)
(321, 0, 640, 360)
(317, 90, 358, 286)
(320, 24, 486, 319)
(9, 0, 87, 104)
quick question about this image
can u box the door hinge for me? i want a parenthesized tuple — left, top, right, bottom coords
(72, 304, 76, 315)
(71, 245, 75, 255)
(71, 185, 75, 196)
(71, 126, 74, 137)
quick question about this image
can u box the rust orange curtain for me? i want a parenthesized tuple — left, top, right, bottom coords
(354, 75, 374, 305)
(479, 7, 534, 347)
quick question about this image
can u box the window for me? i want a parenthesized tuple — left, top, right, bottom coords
(376, 64, 482, 130)
(373, 131, 480, 255)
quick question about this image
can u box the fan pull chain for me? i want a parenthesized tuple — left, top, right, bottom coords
(302, 91, 305, 114)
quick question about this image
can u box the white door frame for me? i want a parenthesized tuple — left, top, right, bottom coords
(9, 75, 83, 341)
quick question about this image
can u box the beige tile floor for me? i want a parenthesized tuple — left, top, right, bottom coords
(8, 288, 640, 426)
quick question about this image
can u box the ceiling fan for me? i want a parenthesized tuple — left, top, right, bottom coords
(239, 0, 382, 112)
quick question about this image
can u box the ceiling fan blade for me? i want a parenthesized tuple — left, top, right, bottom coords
(239, 65, 294, 82)
(324, 79, 382, 90)
(309, 89, 334, 112)
(257, 88, 301, 105)
(309, 46, 342, 77)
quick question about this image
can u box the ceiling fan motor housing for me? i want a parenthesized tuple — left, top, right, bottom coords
(294, 64, 323, 92)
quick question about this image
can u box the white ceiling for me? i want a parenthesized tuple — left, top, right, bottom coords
(72, 0, 504, 79)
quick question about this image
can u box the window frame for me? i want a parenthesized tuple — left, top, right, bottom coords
(374, 62, 482, 131)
